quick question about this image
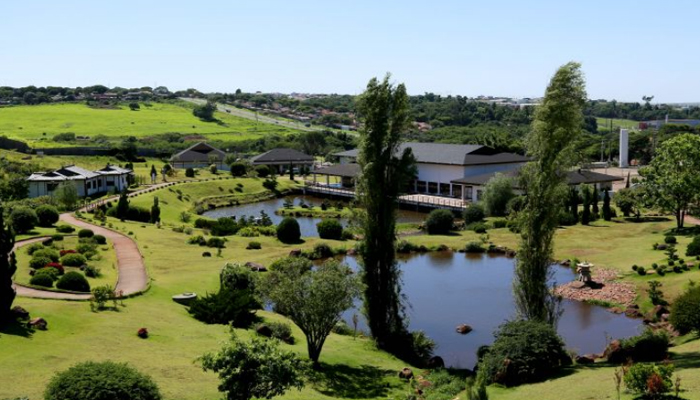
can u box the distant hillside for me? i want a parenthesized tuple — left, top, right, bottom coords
(0, 101, 303, 148)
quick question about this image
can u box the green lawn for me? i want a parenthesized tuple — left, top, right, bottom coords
(595, 117, 640, 132)
(0, 102, 303, 147)
(14, 235, 118, 290)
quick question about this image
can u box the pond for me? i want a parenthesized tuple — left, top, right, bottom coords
(203, 195, 426, 237)
(337, 252, 643, 369)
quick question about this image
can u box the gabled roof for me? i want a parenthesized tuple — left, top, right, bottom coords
(334, 142, 528, 166)
(310, 163, 361, 177)
(250, 148, 314, 164)
(27, 164, 132, 182)
(170, 142, 226, 162)
(450, 168, 624, 186)
(97, 165, 133, 175)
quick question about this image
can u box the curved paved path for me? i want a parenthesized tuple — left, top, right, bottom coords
(12, 214, 149, 300)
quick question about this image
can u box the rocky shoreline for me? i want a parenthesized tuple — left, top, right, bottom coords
(553, 267, 637, 307)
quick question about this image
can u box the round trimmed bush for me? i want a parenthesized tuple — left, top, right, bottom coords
(32, 248, 60, 263)
(664, 235, 677, 245)
(463, 203, 485, 224)
(60, 253, 88, 267)
(30, 272, 54, 288)
(317, 219, 343, 240)
(230, 162, 247, 177)
(277, 217, 301, 244)
(25, 242, 44, 255)
(255, 164, 270, 178)
(206, 237, 226, 248)
(44, 361, 161, 400)
(78, 229, 94, 238)
(480, 320, 570, 387)
(686, 236, 700, 257)
(93, 234, 107, 245)
(185, 167, 195, 178)
(36, 205, 60, 227)
(425, 209, 454, 235)
(9, 207, 38, 234)
(29, 256, 51, 270)
(51, 234, 64, 241)
(56, 271, 90, 292)
(670, 285, 700, 334)
(55, 224, 75, 233)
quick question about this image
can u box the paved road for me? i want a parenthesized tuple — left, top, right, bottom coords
(180, 97, 318, 132)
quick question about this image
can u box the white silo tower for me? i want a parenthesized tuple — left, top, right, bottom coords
(619, 129, 629, 168)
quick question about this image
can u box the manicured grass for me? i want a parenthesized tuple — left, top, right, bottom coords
(277, 205, 353, 219)
(14, 235, 118, 289)
(128, 176, 302, 224)
(0, 216, 405, 400)
(595, 117, 640, 131)
(0, 102, 303, 147)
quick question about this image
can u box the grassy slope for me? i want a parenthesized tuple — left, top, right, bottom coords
(128, 176, 302, 224)
(0, 216, 403, 400)
(14, 235, 118, 289)
(595, 117, 640, 131)
(0, 102, 302, 147)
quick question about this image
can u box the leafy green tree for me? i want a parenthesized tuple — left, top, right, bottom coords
(129, 102, 140, 111)
(640, 133, 700, 229)
(193, 101, 216, 121)
(614, 186, 650, 221)
(514, 62, 586, 326)
(53, 181, 79, 210)
(483, 173, 515, 217)
(355, 74, 417, 351)
(580, 184, 592, 225)
(116, 188, 129, 221)
(0, 205, 17, 322)
(263, 259, 361, 366)
(200, 334, 305, 400)
(150, 196, 161, 224)
(36, 205, 59, 227)
(9, 207, 38, 233)
(602, 189, 612, 221)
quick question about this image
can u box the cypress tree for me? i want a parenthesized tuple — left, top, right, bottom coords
(581, 184, 591, 225)
(591, 187, 600, 216)
(0, 205, 17, 322)
(356, 75, 417, 352)
(289, 163, 294, 180)
(602, 189, 612, 221)
(116, 188, 129, 221)
(150, 196, 161, 224)
(569, 187, 579, 223)
(514, 62, 586, 326)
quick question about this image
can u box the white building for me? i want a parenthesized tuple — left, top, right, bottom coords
(27, 165, 132, 198)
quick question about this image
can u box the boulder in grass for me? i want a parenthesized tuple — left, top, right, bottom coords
(398, 367, 413, 380)
(11, 306, 30, 320)
(29, 317, 47, 330)
(426, 356, 445, 369)
(289, 249, 302, 257)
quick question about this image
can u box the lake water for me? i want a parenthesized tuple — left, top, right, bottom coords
(338, 252, 643, 369)
(203, 195, 426, 237)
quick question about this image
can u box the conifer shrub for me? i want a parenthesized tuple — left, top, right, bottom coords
(36, 205, 60, 227)
(78, 229, 94, 238)
(277, 217, 301, 244)
(316, 219, 343, 240)
(424, 209, 454, 235)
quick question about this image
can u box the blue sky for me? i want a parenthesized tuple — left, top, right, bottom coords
(2, 0, 699, 102)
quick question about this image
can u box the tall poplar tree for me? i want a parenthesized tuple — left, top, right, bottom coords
(514, 62, 587, 326)
(0, 205, 17, 322)
(356, 75, 416, 351)
(116, 188, 129, 221)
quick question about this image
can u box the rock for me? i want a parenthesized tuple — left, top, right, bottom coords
(505, 249, 517, 258)
(245, 262, 267, 272)
(603, 340, 626, 364)
(289, 249, 302, 257)
(137, 328, 148, 339)
(570, 281, 587, 289)
(10, 306, 29, 320)
(661, 313, 670, 322)
(456, 324, 473, 334)
(624, 306, 642, 318)
(256, 324, 273, 337)
(29, 317, 47, 330)
(656, 244, 668, 250)
(561, 259, 571, 267)
(610, 307, 623, 314)
(426, 356, 445, 369)
(652, 305, 669, 319)
(172, 292, 198, 306)
(398, 367, 413, 380)
(575, 355, 595, 364)
(202, 252, 211, 257)
(346, 248, 357, 256)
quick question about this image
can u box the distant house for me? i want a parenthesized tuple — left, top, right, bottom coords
(27, 165, 132, 198)
(249, 148, 314, 173)
(170, 142, 227, 170)
(329, 142, 622, 202)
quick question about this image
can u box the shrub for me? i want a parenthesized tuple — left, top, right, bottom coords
(33, 249, 60, 262)
(76, 242, 97, 254)
(188, 265, 259, 326)
(686, 236, 700, 256)
(624, 362, 674, 397)
(35, 205, 60, 227)
(246, 241, 262, 250)
(9, 207, 38, 233)
(317, 219, 343, 240)
(264, 321, 294, 343)
(78, 229, 94, 238)
(637, 266, 646, 275)
(84, 265, 101, 278)
(229, 162, 247, 177)
(194, 218, 217, 230)
(51, 234, 64, 241)
(179, 211, 191, 223)
(30, 272, 54, 288)
(56, 224, 75, 233)
(44, 361, 161, 400)
(420, 369, 466, 400)
(469, 222, 488, 233)
(187, 235, 207, 245)
(126, 205, 152, 223)
(463, 203, 485, 224)
(91, 285, 115, 309)
(312, 242, 333, 259)
(332, 320, 354, 336)
(45, 263, 65, 275)
(60, 253, 88, 267)
(425, 209, 454, 235)
(611, 329, 670, 363)
(492, 218, 508, 229)
(25, 242, 45, 255)
(60, 249, 76, 257)
(465, 242, 486, 253)
(480, 320, 570, 387)
(92, 234, 107, 245)
(277, 217, 301, 244)
(185, 167, 195, 177)
(341, 229, 354, 240)
(397, 240, 418, 253)
(255, 165, 270, 178)
(236, 227, 259, 237)
(669, 285, 700, 334)
(56, 271, 90, 292)
(29, 256, 51, 270)
(664, 235, 677, 244)
(206, 237, 226, 248)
